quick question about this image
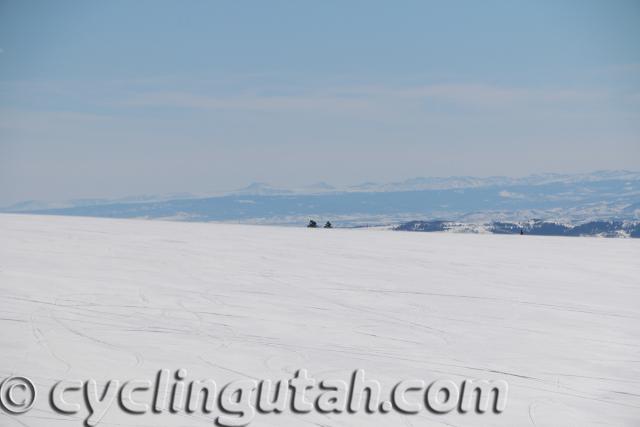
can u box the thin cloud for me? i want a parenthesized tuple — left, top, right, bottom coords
(124, 91, 374, 114)
(122, 83, 613, 115)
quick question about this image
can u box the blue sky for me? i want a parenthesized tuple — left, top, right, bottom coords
(1, 0, 639, 204)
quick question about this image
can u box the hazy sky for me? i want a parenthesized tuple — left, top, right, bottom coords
(1, 0, 639, 205)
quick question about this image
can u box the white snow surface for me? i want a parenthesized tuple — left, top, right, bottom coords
(1, 214, 639, 426)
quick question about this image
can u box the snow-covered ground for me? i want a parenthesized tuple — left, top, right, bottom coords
(1, 214, 639, 426)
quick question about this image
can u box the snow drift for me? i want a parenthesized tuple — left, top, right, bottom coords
(0, 214, 638, 426)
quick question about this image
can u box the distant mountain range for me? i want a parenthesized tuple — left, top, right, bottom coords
(3, 170, 639, 228)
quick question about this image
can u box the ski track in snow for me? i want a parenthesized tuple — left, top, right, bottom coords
(0, 213, 639, 426)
